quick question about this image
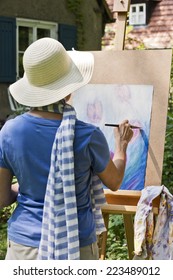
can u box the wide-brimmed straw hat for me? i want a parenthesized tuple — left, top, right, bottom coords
(9, 37, 94, 107)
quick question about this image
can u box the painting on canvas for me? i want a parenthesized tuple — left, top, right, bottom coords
(71, 84, 154, 190)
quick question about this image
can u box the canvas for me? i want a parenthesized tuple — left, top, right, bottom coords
(72, 84, 154, 190)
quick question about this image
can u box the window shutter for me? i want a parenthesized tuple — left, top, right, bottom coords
(0, 17, 16, 83)
(58, 24, 77, 50)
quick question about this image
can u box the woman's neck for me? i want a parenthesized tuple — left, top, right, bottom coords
(28, 109, 63, 120)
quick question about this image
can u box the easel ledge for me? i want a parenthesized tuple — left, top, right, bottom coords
(103, 189, 159, 214)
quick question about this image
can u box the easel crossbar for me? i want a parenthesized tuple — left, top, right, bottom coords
(101, 204, 159, 215)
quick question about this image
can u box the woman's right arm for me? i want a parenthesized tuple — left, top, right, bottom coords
(97, 120, 133, 191)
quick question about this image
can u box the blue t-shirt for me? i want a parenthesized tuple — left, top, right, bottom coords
(0, 113, 110, 248)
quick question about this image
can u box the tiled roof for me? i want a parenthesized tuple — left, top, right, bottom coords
(103, 0, 173, 49)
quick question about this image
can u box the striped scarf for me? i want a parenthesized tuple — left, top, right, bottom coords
(32, 99, 65, 114)
(38, 102, 106, 260)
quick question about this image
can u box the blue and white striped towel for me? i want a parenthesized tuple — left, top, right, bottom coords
(38, 104, 106, 260)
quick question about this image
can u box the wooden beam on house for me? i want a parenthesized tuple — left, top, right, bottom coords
(113, 0, 131, 50)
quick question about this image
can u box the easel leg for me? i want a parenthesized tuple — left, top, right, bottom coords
(123, 214, 134, 260)
(99, 213, 109, 260)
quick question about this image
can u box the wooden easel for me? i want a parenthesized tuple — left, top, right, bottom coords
(99, 0, 159, 260)
(100, 190, 159, 260)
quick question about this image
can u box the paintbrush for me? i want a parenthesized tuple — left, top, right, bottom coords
(105, 123, 142, 129)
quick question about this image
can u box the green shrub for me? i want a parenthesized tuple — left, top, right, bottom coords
(162, 50, 173, 193)
(0, 203, 16, 260)
(0, 223, 7, 260)
(106, 215, 128, 260)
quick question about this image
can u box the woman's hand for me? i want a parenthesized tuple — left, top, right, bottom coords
(114, 120, 133, 152)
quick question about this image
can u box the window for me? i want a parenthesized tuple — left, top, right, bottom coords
(129, 3, 146, 26)
(16, 18, 58, 78)
(0, 17, 16, 83)
(0, 17, 76, 83)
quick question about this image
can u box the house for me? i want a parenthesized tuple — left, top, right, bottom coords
(0, 0, 113, 124)
(103, 0, 173, 50)
(127, 0, 173, 49)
